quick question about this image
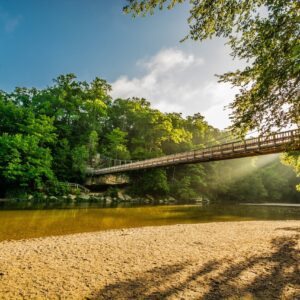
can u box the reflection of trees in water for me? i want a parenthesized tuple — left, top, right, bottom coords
(93, 228, 300, 300)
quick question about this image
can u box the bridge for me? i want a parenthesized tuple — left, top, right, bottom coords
(87, 129, 300, 176)
(65, 182, 90, 193)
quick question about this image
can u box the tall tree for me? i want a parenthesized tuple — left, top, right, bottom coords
(124, 0, 300, 133)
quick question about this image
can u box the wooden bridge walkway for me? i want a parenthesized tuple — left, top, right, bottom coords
(87, 129, 300, 176)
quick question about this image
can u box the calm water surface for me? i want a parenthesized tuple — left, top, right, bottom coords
(0, 203, 300, 242)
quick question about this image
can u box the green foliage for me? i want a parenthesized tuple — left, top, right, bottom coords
(0, 74, 111, 196)
(105, 187, 119, 199)
(171, 176, 198, 200)
(129, 169, 169, 197)
(0, 134, 54, 190)
(169, 165, 206, 200)
(104, 128, 130, 160)
(88, 130, 99, 164)
(71, 145, 89, 177)
(206, 155, 299, 202)
(45, 181, 71, 196)
(51, 138, 72, 181)
(282, 151, 300, 191)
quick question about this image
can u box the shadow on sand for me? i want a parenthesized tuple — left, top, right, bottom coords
(92, 227, 300, 300)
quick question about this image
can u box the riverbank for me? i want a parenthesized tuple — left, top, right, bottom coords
(0, 221, 299, 299)
(0, 192, 182, 210)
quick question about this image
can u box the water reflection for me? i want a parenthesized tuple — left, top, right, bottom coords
(0, 203, 299, 242)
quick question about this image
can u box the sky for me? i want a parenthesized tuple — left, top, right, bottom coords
(0, 0, 244, 129)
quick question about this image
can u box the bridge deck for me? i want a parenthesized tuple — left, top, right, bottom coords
(87, 129, 300, 175)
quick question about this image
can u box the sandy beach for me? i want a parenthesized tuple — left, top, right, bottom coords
(0, 221, 299, 299)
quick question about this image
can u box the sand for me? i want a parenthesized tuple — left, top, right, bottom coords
(0, 221, 299, 299)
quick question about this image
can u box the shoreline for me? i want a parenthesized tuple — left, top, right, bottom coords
(242, 202, 300, 207)
(1, 217, 300, 243)
(0, 220, 299, 299)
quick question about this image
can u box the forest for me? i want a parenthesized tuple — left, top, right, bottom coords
(0, 74, 299, 202)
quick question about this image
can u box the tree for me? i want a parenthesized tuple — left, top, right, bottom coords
(88, 130, 99, 164)
(71, 145, 89, 180)
(30, 74, 110, 146)
(170, 165, 206, 200)
(104, 128, 130, 160)
(0, 95, 58, 195)
(282, 151, 300, 191)
(0, 134, 54, 192)
(129, 169, 170, 197)
(124, 0, 300, 133)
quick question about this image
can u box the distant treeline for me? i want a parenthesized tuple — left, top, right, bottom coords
(0, 74, 299, 202)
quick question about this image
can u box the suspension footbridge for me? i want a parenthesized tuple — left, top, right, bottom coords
(87, 129, 300, 176)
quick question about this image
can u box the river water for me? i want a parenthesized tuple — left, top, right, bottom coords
(0, 202, 300, 242)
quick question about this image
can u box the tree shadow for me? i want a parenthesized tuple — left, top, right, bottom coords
(276, 227, 300, 233)
(201, 235, 300, 300)
(92, 233, 300, 300)
(91, 260, 220, 300)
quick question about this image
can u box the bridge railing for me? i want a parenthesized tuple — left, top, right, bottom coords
(88, 129, 300, 175)
(65, 182, 90, 193)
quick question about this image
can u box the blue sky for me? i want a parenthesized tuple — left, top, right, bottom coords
(0, 0, 243, 128)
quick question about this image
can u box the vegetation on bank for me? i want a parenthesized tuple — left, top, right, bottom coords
(0, 74, 299, 203)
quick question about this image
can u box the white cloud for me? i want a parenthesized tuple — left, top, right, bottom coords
(111, 48, 237, 129)
(4, 16, 21, 32)
(0, 8, 22, 33)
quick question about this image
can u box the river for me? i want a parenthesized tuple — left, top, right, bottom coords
(1, 202, 300, 242)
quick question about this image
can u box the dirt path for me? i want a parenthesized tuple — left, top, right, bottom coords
(0, 221, 299, 299)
